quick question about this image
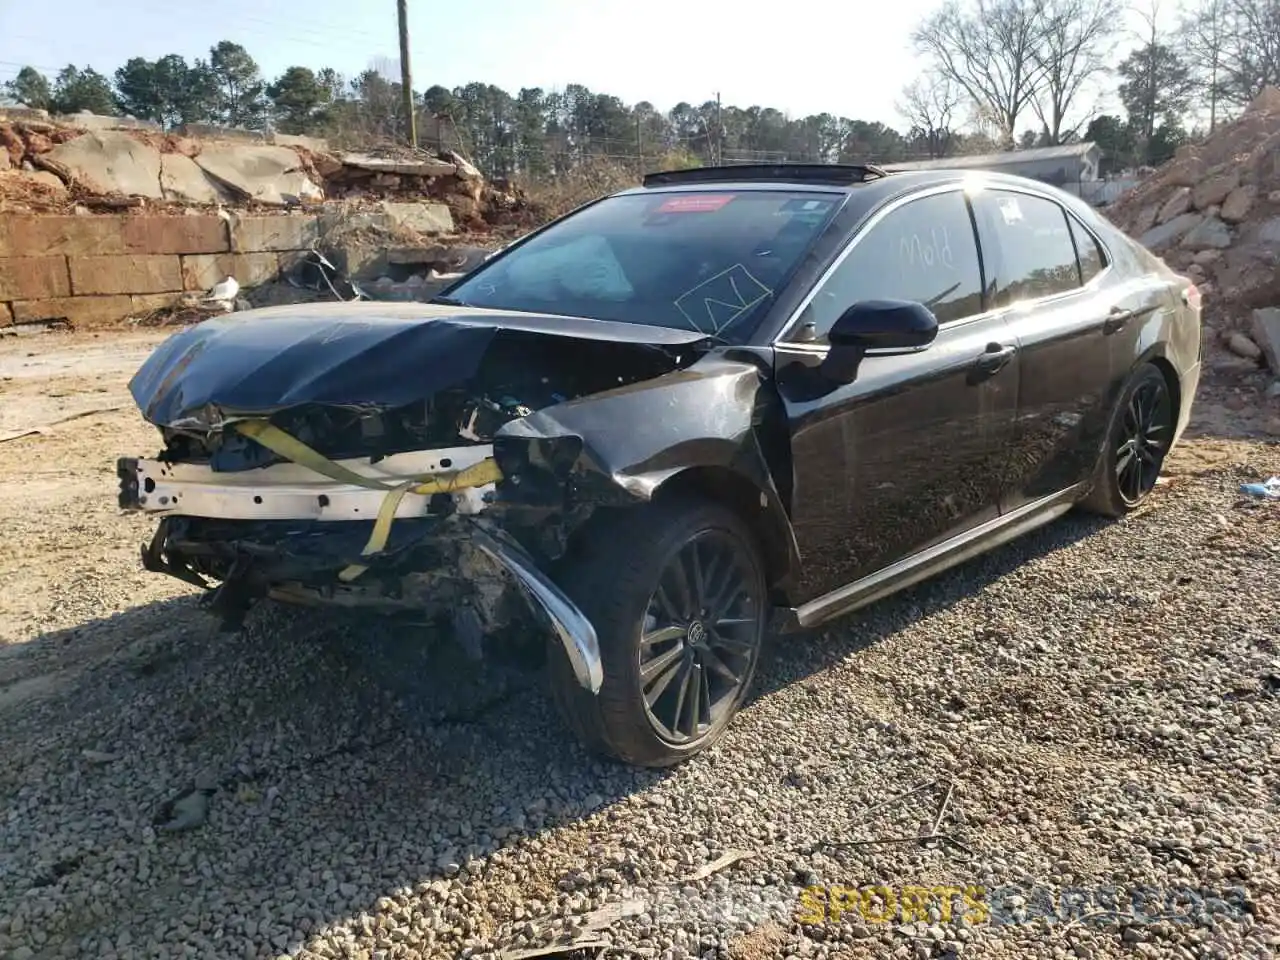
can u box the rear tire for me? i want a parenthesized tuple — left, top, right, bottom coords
(1080, 362, 1175, 517)
(548, 498, 768, 767)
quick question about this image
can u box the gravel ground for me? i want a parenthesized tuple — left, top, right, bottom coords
(1, 330, 1278, 960)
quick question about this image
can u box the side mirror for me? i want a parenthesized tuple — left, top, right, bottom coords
(829, 299, 939, 350)
(821, 299, 939, 384)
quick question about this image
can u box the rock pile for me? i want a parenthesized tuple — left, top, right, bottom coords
(317, 148, 533, 233)
(0, 119, 88, 211)
(0, 117, 532, 236)
(1106, 87, 1280, 379)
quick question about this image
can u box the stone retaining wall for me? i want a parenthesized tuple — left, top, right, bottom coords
(0, 213, 319, 328)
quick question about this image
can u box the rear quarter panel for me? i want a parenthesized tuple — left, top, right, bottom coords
(1082, 205, 1203, 443)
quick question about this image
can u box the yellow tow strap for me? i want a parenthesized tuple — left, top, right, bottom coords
(231, 419, 502, 582)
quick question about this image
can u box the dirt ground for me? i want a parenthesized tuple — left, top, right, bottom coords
(1, 329, 1278, 960)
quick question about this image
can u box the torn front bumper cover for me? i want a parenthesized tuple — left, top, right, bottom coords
(116, 449, 603, 694)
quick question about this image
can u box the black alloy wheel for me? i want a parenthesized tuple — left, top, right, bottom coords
(1115, 371, 1174, 506)
(638, 529, 763, 745)
(549, 498, 768, 767)
(1082, 363, 1176, 517)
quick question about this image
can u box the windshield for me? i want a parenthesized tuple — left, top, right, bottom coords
(440, 189, 843, 343)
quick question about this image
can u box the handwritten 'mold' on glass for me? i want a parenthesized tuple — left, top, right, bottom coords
(897, 226, 955, 274)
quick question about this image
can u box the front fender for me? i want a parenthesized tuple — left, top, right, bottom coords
(492, 353, 801, 592)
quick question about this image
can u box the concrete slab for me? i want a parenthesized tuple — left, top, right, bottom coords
(181, 252, 280, 291)
(230, 215, 319, 253)
(69, 255, 182, 295)
(0, 256, 71, 300)
(160, 153, 233, 204)
(120, 216, 229, 255)
(272, 133, 331, 153)
(0, 215, 129, 258)
(61, 111, 160, 131)
(341, 154, 456, 178)
(380, 201, 454, 235)
(44, 132, 163, 199)
(194, 145, 323, 206)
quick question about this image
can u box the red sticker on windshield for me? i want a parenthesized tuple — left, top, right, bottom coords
(656, 194, 734, 213)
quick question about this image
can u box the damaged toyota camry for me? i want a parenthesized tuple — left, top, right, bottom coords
(118, 164, 1202, 766)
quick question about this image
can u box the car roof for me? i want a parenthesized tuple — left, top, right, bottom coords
(614, 165, 1078, 213)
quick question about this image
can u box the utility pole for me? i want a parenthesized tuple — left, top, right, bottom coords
(714, 91, 723, 165)
(397, 0, 417, 148)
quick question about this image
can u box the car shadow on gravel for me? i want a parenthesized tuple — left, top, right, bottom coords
(0, 508, 1112, 956)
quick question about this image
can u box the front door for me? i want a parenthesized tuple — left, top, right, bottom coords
(775, 188, 1020, 604)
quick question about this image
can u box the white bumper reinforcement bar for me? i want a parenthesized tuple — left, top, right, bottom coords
(123, 445, 497, 521)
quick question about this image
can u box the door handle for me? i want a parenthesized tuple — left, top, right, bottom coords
(1103, 307, 1135, 334)
(974, 343, 1017, 374)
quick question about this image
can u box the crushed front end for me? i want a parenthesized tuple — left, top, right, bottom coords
(116, 305, 716, 693)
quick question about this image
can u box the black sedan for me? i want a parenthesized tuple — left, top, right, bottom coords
(118, 163, 1202, 766)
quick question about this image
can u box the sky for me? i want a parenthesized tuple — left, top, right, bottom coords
(0, 0, 1154, 131)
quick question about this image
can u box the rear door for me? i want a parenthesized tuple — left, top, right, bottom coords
(969, 187, 1152, 511)
(775, 187, 1021, 603)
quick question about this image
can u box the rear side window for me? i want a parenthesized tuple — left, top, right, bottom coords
(1067, 214, 1107, 284)
(972, 191, 1082, 306)
(797, 190, 984, 337)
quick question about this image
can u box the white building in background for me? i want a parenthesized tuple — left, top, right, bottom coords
(882, 141, 1136, 206)
(884, 142, 1101, 182)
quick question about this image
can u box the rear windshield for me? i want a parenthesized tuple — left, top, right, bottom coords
(440, 190, 842, 342)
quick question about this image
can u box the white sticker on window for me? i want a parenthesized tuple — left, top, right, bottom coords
(998, 197, 1024, 224)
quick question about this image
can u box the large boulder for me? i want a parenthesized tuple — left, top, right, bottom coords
(1180, 216, 1233, 250)
(194, 144, 323, 206)
(1139, 212, 1203, 251)
(159, 153, 233, 204)
(43, 131, 163, 199)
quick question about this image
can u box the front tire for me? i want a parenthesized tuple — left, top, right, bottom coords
(548, 498, 768, 767)
(1081, 362, 1175, 517)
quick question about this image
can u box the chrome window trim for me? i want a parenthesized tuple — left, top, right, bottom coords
(772, 177, 1118, 348)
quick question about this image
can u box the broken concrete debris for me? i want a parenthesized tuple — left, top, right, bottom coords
(0, 113, 522, 328)
(340, 153, 458, 178)
(0, 114, 531, 228)
(44, 130, 165, 199)
(1108, 86, 1280, 388)
(193, 144, 324, 206)
(159, 152, 233, 204)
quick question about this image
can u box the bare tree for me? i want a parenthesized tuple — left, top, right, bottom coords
(912, 0, 1048, 146)
(1030, 0, 1123, 143)
(898, 74, 962, 157)
(1216, 0, 1280, 106)
(1133, 1, 1166, 141)
(1179, 0, 1230, 129)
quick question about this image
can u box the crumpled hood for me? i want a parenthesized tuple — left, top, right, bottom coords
(129, 302, 711, 429)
